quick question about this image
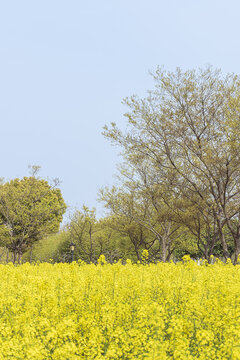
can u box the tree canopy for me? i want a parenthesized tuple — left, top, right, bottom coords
(0, 176, 66, 263)
(103, 66, 240, 263)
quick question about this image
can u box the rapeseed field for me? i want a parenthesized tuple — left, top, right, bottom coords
(1, 256, 240, 359)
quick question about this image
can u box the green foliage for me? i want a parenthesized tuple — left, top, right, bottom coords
(103, 66, 240, 263)
(53, 208, 137, 263)
(0, 176, 66, 262)
(23, 232, 68, 263)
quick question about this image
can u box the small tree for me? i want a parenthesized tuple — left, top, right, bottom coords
(0, 176, 66, 263)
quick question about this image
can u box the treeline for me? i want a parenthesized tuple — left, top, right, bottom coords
(2, 206, 200, 264)
(1, 66, 240, 264)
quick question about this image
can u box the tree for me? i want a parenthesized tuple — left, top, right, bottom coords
(97, 216, 140, 262)
(100, 179, 183, 262)
(57, 207, 130, 263)
(103, 66, 240, 263)
(0, 176, 66, 263)
(99, 188, 152, 261)
(65, 206, 99, 263)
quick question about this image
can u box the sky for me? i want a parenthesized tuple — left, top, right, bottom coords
(0, 0, 240, 218)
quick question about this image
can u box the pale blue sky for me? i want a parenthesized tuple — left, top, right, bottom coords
(0, 0, 240, 217)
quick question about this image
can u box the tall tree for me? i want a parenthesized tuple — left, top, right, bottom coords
(104, 66, 240, 263)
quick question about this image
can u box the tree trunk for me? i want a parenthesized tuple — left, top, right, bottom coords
(233, 231, 240, 265)
(30, 245, 33, 264)
(161, 235, 167, 262)
(13, 250, 17, 264)
(234, 246, 240, 265)
(18, 252, 23, 265)
(217, 221, 230, 260)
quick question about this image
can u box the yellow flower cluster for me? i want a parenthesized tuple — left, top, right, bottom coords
(1, 257, 240, 359)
